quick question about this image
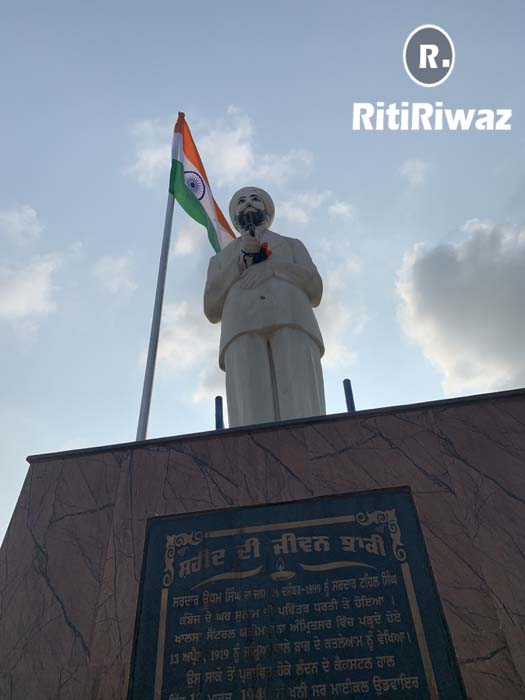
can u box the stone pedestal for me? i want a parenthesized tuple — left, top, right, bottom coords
(1, 389, 525, 699)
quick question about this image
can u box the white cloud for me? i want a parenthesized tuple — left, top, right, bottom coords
(325, 257, 363, 292)
(250, 149, 312, 188)
(318, 299, 358, 369)
(123, 119, 171, 187)
(157, 301, 224, 402)
(191, 367, 226, 404)
(0, 253, 62, 333)
(397, 219, 525, 394)
(316, 258, 366, 369)
(328, 201, 353, 221)
(199, 106, 313, 189)
(173, 222, 207, 257)
(125, 106, 313, 192)
(278, 191, 331, 225)
(0, 205, 43, 245)
(92, 255, 137, 294)
(198, 106, 254, 188)
(398, 159, 429, 186)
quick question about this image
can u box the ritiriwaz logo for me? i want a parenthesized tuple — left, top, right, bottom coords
(352, 25, 512, 131)
(403, 24, 455, 88)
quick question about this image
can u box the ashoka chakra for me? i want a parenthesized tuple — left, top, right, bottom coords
(184, 170, 206, 200)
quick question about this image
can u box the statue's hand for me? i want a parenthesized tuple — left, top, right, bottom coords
(238, 262, 274, 289)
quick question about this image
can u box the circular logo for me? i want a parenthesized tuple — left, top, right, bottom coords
(184, 170, 206, 200)
(403, 24, 455, 87)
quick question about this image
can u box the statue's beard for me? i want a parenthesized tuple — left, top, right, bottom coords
(237, 208, 266, 233)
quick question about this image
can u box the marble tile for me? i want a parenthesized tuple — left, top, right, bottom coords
(0, 453, 121, 687)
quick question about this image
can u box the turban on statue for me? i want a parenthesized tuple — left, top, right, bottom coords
(229, 187, 275, 233)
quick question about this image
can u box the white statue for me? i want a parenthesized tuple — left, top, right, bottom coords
(204, 187, 326, 427)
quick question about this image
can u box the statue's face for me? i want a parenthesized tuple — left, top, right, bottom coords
(229, 186, 275, 235)
(234, 192, 267, 220)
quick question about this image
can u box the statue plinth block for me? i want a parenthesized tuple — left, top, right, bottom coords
(1, 388, 525, 699)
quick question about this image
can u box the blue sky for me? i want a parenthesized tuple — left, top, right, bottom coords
(1, 0, 525, 541)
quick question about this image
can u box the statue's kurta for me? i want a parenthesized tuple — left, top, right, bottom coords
(204, 188, 326, 427)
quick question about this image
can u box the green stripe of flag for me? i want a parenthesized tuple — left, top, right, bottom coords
(169, 159, 220, 253)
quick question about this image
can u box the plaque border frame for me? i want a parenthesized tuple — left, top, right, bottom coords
(128, 486, 466, 700)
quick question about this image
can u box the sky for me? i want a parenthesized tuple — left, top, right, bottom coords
(1, 0, 525, 542)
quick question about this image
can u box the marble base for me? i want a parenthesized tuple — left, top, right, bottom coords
(1, 389, 525, 699)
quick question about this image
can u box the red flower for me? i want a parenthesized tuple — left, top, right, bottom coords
(260, 241, 272, 257)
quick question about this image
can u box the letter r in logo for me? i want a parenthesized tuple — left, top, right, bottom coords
(419, 44, 439, 69)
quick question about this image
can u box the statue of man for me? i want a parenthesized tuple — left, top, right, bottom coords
(204, 187, 325, 427)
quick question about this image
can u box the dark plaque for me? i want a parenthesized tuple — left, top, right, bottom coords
(128, 487, 465, 700)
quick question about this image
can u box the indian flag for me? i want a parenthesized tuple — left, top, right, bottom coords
(169, 112, 236, 252)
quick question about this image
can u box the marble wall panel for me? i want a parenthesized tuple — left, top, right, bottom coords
(0, 390, 524, 699)
(0, 452, 122, 696)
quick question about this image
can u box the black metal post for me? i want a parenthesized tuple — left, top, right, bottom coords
(343, 378, 356, 413)
(215, 396, 224, 430)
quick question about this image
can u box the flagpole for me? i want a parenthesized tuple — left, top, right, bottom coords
(136, 193, 175, 441)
